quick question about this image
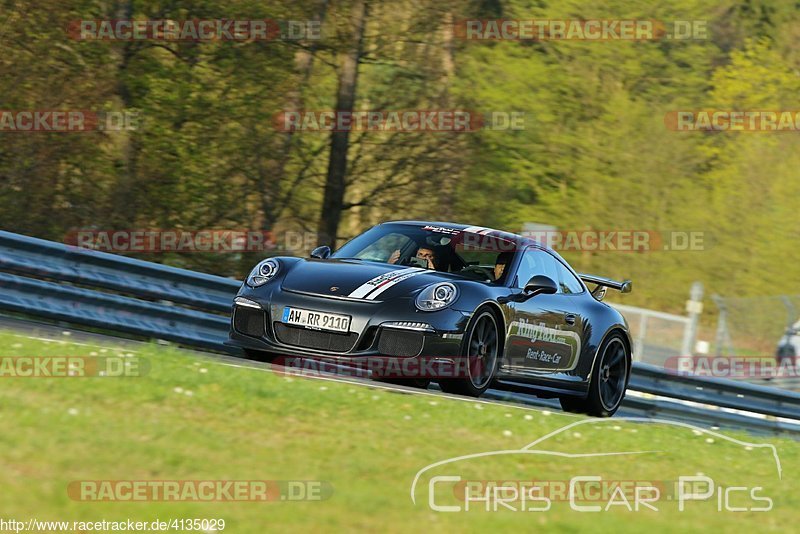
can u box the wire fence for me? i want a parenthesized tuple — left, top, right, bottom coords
(711, 294, 800, 357)
(611, 303, 690, 366)
(612, 290, 800, 393)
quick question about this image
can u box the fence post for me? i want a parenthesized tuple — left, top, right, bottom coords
(781, 296, 797, 329)
(681, 281, 704, 356)
(712, 294, 731, 357)
(635, 313, 647, 362)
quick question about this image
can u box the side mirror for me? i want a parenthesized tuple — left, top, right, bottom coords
(310, 245, 331, 259)
(523, 275, 558, 299)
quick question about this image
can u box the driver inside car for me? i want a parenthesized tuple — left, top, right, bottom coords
(493, 251, 514, 283)
(388, 246, 437, 269)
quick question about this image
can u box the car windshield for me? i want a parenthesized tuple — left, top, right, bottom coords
(332, 223, 519, 283)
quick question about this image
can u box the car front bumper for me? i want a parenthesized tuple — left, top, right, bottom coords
(225, 287, 471, 365)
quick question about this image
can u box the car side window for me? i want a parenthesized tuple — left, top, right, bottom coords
(514, 248, 560, 289)
(515, 248, 583, 294)
(553, 260, 584, 294)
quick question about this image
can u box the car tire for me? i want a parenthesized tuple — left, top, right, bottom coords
(439, 307, 501, 397)
(560, 333, 630, 417)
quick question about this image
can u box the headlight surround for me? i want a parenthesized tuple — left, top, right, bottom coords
(246, 259, 280, 287)
(415, 282, 458, 311)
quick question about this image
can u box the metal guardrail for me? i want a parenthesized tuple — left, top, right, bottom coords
(1, 230, 799, 436)
(0, 231, 239, 313)
(631, 362, 800, 420)
(0, 272, 229, 351)
(742, 376, 800, 392)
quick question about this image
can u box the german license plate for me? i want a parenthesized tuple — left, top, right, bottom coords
(281, 307, 351, 333)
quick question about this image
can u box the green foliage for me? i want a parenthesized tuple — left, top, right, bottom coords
(0, 0, 798, 311)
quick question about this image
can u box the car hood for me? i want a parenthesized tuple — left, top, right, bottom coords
(280, 258, 457, 301)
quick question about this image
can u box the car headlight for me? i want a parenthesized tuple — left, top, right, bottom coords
(415, 282, 458, 311)
(246, 259, 280, 287)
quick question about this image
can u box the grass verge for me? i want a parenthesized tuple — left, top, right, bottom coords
(0, 328, 798, 532)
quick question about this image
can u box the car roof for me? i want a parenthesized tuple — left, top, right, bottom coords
(383, 220, 542, 250)
(379, 220, 581, 282)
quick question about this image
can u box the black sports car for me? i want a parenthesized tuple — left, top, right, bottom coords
(227, 221, 633, 416)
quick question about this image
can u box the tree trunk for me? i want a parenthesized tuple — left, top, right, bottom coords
(111, 0, 139, 227)
(262, 0, 329, 229)
(317, 0, 368, 247)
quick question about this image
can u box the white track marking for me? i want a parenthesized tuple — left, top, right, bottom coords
(5, 332, 139, 353)
(212, 357, 576, 416)
(521, 416, 783, 479)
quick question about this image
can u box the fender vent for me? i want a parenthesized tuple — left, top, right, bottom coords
(233, 307, 266, 338)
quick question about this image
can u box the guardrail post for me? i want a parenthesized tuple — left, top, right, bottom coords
(681, 281, 703, 356)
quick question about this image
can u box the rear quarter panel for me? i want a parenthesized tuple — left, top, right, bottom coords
(574, 296, 633, 381)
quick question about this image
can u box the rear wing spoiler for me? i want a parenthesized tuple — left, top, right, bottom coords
(579, 274, 632, 300)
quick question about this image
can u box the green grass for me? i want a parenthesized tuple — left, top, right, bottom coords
(0, 328, 798, 532)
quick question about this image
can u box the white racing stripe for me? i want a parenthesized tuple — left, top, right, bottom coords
(347, 227, 499, 300)
(463, 225, 494, 235)
(348, 267, 425, 299)
(363, 269, 428, 300)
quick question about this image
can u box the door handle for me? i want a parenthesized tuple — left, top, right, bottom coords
(564, 313, 576, 325)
